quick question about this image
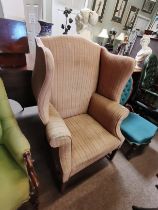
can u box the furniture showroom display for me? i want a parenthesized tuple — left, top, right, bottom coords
(32, 35, 135, 190)
(0, 79, 38, 210)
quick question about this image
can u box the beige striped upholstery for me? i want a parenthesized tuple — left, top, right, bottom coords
(41, 36, 101, 118)
(46, 104, 72, 182)
(32, 36, 135, 183)
(47, 104, 72, 148)
(64, 114, 120, 176)
(88, 93, 129, 142)
(98, 48, 135, 102)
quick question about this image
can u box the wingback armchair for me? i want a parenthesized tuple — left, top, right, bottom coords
(32, 36, 134, 189)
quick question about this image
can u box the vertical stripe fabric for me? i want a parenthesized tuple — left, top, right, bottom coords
(41, 36, 101, 118)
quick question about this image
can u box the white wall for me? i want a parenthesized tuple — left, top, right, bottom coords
(43, 0, 52, 22)
(88, 0, 158, 39)
(1, 0, 25, 20)
(0, 0, 4, 17)
(52, 0, 86, 35)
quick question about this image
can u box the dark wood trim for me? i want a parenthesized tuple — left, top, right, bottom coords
(156, 173, 158, 190)
(124, 6, 139, 31)
(18, 193, 39, 210)
(0, 69, 36, 108)
(23, 151, 39, 192)
(50, 147, 65, 192)
(106, 148, 118, 160)
(132, 206, 158, 210)
(121, 140, 150, 159)
(19, 151, 39, 209)
(0, 54, 27, 68)
(141, 0, 156, 14)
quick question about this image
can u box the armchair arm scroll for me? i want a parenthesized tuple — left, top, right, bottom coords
(88, 93, 129, 141)
(46, 104, 72, 183)
(3, 119, 31, 171)
(46, 104, 72, 148)
(23, 151, 39, 192)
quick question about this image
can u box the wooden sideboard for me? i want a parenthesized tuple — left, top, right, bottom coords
(0, 18, 29, 69)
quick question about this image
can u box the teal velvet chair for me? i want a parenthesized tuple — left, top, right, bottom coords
(0, 79, 38, 210)
(120, 77, 158, 159)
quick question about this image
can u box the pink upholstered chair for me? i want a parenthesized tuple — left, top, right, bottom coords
(32, 35, 134, 190)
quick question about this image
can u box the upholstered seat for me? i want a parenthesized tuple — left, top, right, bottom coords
(121, 112, 157, 144)
(65, 114, 120, 176)
(32, 35, 134, 188)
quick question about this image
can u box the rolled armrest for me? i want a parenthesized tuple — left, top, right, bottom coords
(46, 104, 72, 182)
(3, 118, 30, 172)
(88, 93, 129, 141)
(46, 104, 72, 148)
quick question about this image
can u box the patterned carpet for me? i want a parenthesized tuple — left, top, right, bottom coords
(11, 103, 158, 210)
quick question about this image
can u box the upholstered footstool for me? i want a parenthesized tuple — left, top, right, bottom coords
(121, 112, 157, 159)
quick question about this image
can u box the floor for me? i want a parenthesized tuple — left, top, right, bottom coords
(11, 103, 158, 210)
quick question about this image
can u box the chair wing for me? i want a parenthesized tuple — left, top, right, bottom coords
(98, 48, 135, 102)
(32, 38, 54, 124)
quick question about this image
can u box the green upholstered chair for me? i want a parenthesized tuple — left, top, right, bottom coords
(0, 79, 38, 210)
(120, 77, 157, 159)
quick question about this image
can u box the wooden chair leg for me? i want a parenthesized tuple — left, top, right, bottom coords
(60, 182, 68, 193)
(29, 189, 39, 209)
(125, 144, 138, 159)
(107, 148, 118, 161)
(132, 206, 158, 210)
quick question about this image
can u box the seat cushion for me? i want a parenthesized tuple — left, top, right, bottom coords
(64, 114, 120, 176)
(121, 113, 157, 144)
(0, 145, 29, 210)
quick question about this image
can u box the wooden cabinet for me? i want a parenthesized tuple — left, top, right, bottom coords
(0, 69, 36, 108)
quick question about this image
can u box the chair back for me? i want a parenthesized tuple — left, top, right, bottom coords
(120, 77, 133, 105)
(34, 36, 101, 118)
